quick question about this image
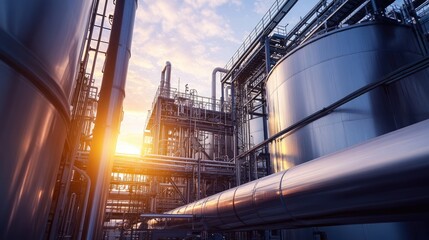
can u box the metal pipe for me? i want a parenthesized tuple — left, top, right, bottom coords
(165, 61, 171, 97)
(371, 0, 379, 15)
(212, 67, 228, 111)
(72, 166, 91, 240)
(263, 36, 271, 175)
(231, 79, 240, 185)
(140, 157, 235, 168)
(260, 84, 270, 175)
(141, 214, 194, 219)
(63, 193, 76, 237)
(160, 69, 165, 95)
(149, 118, 429, 230)
(154, 98, 162, 154)
(264, 36, 271, 74)
(160, 61, 171, 97)
(83, 0, 137, 239)
(211, 67, 228, 159)
(141, 154, 234, 165)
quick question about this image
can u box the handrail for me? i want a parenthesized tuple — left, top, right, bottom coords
(222, 0, 298, 83)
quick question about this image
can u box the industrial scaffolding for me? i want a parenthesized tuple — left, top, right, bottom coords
(101, 83, 238, 238)
(42, 0, 429, 239)
(145, 85, 233, 159)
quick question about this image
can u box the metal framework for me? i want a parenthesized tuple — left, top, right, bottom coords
(45, 0, 429, 239)
(219, 0, 429, 186)
(145, 86, 233, 159)
(143, 1, 429, 239)
(47, 0, 114, 238)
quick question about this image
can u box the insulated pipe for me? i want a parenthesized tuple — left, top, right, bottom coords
(210, 67, 228, 159)
(141, 214, 194, 219)
(160, 61, 171, 97)
(212, 67, 228, 111)
(149, 119, 429, 230)
(165, 61, 171, 97)
(83, 0, 137, 239)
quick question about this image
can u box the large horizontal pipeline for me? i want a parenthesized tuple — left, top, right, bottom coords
(148, 119, 429, 230)
(141, 214, 194, 219)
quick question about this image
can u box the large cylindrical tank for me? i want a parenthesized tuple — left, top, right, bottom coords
(266, 21, 429, 173)
(265, 21, 429, 240)
(0, 1, 92, 239)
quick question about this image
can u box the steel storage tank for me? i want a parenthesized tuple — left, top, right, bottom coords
(0, 0, 92, 239)
(266, 21, 429, 173)
(265, 21, 429, 240)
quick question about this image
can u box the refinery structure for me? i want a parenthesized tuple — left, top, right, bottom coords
(1, 0, 429, 239)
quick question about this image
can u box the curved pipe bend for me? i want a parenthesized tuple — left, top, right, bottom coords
(211, 67, 228, 111)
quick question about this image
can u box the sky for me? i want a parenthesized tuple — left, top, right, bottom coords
(115, 0, 323, 155)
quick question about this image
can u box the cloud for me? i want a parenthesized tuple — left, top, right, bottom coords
(183, 0, 241, 10)
(253, 0, 272, 15)
(118, 0, 243, 153)
(138, 0, 238, 43)
(130, 0, 242, 93)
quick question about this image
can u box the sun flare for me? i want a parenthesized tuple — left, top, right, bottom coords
(115, 141, 141, 155)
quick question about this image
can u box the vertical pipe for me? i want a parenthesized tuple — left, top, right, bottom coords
(160, 70, 165, 96)
(263, 36, 271, 175)
(83, 0, 137, 239)
(222, 83, 230, 159)
(261, 88, 271, 175)
(231, 79, 240, 185)
(197, 153, 201, 200)
(221, 82, 225, 112)
(160, 61, 171, 97)
(264, 36, 271, 74)
(371, 0, 379, 15)
(165, 61, 171, 97)
(211, 67, 228, 159)
(211, 67, 229, 111)
(72, 166, 91, 240)
(63, 193, 76, 237)
(245, 82, 252, 181)
(154, 100, 162, 154)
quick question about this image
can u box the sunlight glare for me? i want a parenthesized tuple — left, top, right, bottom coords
(115, 141, 141, 155)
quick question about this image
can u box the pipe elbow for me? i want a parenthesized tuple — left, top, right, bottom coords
(212, 67, 228, 76)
